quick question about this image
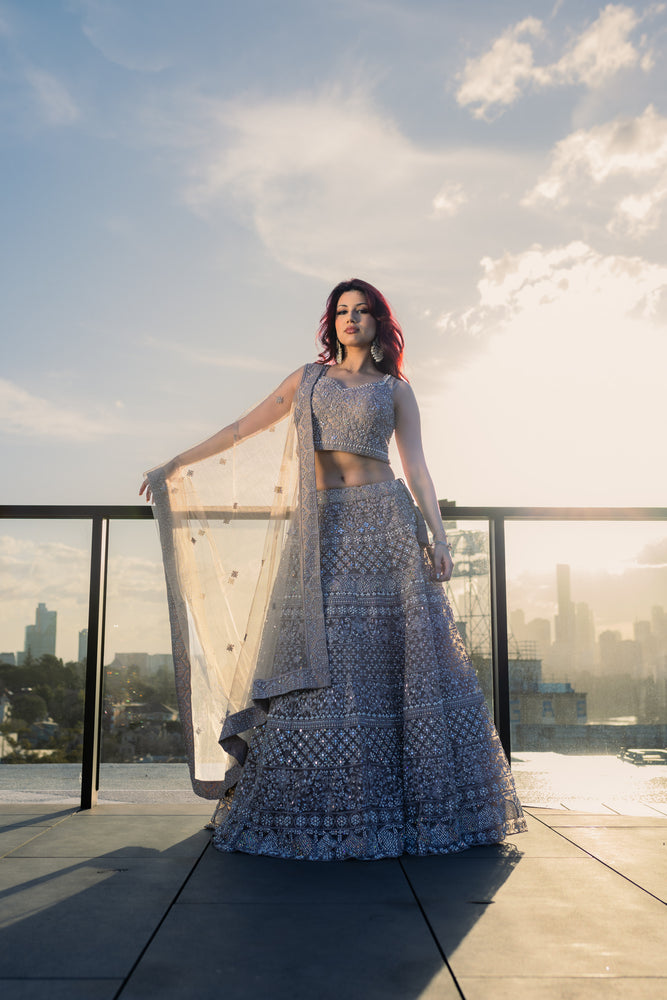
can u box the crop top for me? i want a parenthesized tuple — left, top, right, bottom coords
(311, 370, 396, 463)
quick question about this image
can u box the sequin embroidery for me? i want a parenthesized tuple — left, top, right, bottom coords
(214, 479, 527, 860)
(311, 373, 395, 463)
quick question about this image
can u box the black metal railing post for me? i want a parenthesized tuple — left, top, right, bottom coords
(80, 516, 110, 809)
(489, 516, 511, 759)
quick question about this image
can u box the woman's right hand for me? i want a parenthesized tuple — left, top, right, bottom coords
(140, 457, 180, 503)
(139, 477, 153, 503)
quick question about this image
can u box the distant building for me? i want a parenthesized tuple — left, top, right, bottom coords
(510, 612, 551, 661)
(598, 630, 642, 677)
(111, 652, 173, 675)
(510, 657, 587, 729)
(113, 652, 149, 672)
(78, 629, 88, 664)
(554, 564, 575, 645)
(0, 652, 16, 666)
(24, 603, 57, 660)
(574, 602, 596, 670)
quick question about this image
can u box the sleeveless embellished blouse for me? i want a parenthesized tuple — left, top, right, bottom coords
(311, 370, 396, 463)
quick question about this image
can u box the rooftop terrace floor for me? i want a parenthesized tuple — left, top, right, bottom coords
(1, 802, 666, 999)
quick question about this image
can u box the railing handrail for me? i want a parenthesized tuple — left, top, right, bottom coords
(3, 499, 667, 808)
(2, 503, 667, 520)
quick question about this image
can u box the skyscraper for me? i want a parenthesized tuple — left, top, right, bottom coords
(24, 603, 57, 660)
(78, 628, 88, 664)
(555, 565, 575, 645)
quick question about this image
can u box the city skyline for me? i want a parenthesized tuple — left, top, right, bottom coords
(3, 541, 667, 664)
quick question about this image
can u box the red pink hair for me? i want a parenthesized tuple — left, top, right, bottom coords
(317, 279, 406, 381)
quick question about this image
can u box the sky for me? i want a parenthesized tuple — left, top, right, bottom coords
(2, 0, 667, 660)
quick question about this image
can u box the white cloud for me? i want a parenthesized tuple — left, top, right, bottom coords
(431, 182, 467, 218)
(456, 18, 546, 120)
(0, 379, 116, 440)
(457, 5, 655, 120)
(636, 537, 667, 565)
(554, 3, 642, 87)
(427, 242, 667, 507)
(183, 90, 529, 291)
(468, 240, 667, 319)
(24, 67, 80, 125)
(524, 105, 667, 236)
(0, 536, 89, 603)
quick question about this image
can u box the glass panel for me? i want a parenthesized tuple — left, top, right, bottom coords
(442, 518, 493, 711)
(100, 520, 198, 802)
(0, 519, 91, 803)
(506, 520, 667, 811)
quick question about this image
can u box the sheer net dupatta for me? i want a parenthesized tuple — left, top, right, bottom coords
(147, 407, 300, 800)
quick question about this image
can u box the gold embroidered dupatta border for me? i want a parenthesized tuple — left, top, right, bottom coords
(148, 363, 329, 799)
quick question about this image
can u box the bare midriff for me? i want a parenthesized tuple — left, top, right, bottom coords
(314, 450, 396, 490)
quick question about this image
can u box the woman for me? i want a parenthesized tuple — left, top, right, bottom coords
(142, 279, 526, 860)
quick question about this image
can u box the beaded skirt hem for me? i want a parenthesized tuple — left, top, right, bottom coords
(214, 479, 527, 860)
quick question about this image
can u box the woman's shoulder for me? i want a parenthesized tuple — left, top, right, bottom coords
(392, 376, 415, 399)
(295, 361, 329, 382)
(279, 362, 325, 395)
(284, 363, 314, 384)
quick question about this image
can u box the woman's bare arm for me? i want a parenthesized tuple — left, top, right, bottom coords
(140, 366, 305, 501)
(393, 380, 453, 581)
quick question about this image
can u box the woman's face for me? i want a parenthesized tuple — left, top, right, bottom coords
(334, 290, 377, 351)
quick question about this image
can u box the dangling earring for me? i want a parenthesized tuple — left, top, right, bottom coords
(370, 338, 384, 363)
(335, 341, 343, 364)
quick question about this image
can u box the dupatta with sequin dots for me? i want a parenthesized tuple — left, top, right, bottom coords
(148, 363, 330, 800)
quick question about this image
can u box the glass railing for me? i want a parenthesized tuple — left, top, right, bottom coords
(1, 503, 666, 812)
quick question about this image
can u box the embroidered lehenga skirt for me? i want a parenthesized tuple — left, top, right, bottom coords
(213, 478, 526, 860)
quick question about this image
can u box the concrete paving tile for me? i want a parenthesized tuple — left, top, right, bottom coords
(0, 804, 79, 816)
(10, 814, 210, 859)
(541, 814, 667, 828)
(179, 844, 413, 904)
(403, 856, 667, 978)
(88, 802, 213, 817)
(523, 808, 575, 817)
(0, 855, 198, 977)
(600, 800, 667, 817)
(119, 901, 461, 1000)
(457, 978, 667, 999)
(552, 827, 667, 902)
(0, 809, 76, 830)
(0, 980, 123, 999)
(557, 800, 617, 813)
(0, 827, 57, 857)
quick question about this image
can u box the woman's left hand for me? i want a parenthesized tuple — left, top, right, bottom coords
(433, 540, 453, 582)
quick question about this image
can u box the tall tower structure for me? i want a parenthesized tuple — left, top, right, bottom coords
(554, 564, 575, 645)
(446, 529, 490, 657)
(24, 603, 57, 660)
